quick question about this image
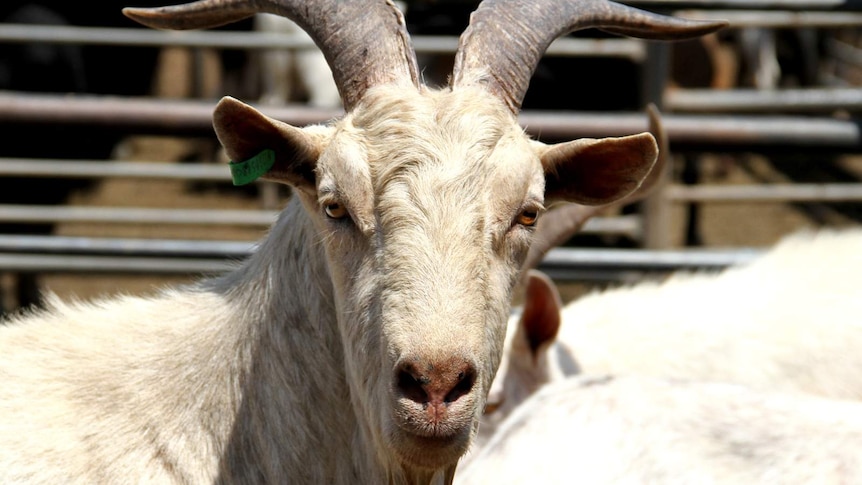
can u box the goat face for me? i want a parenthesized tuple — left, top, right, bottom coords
(212, 85, 657, 470)
(341, 86, 542, 469)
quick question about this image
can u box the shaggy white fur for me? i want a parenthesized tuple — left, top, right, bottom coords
(460, 374, 862, 484)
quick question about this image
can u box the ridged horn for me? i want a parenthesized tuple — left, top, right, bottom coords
(452, 0, 728, 113)
(123, 0, 420, 110)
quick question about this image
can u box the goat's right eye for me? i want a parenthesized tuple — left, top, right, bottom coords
(324, 202, 349, 220)
(515, 209, 539, 227)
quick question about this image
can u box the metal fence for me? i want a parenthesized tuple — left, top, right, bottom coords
(0, 0, 861, 309)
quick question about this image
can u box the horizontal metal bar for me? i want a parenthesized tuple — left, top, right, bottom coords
(676, 9, 862, 27)
(0, 253, 232, 274)
(0, 158, 230, 180)
(620, 0, 862, 10)
(0, 92, 343, 135)
(539, 246, 761, 273)
(0, 235, 255, 258)
(1, 93, 860, 150)
(0, 24, 318, 49)
(520, 111, 862, 148)
(0, 205, 277, 225)
(665, 88, 862, 113)
(665, 183, 862, 202)
(0, 25, 644, 60)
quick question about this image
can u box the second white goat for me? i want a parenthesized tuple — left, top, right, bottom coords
(466, 228, 862, 464)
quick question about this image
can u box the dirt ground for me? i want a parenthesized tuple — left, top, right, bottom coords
(17, 46, 862, 307)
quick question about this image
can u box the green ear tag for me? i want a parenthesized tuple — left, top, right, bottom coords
(229, 149, 275, 186)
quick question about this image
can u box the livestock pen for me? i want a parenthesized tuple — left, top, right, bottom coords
(0, 0, 860, 311)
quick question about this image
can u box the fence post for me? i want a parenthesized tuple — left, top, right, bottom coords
(640, 41, 674, 249)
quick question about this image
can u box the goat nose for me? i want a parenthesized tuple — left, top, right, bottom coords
(396, 357, 477, 406)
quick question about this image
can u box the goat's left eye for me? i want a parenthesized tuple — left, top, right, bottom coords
(515, 209, 539, 227)
(324, 202, 349, 220)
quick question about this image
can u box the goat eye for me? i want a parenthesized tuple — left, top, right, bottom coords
(516, 209, 539, 227)
(324, 202, 348, 220)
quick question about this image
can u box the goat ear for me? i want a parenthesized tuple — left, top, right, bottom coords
(518, 269, 563, 356)
(213, 96, 325, 191)
(540, 132, 658, 205)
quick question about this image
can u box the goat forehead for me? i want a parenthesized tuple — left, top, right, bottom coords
(353, 85, 513, 133)
(350, 87, 519, 175)
(343, 87, 538, 221)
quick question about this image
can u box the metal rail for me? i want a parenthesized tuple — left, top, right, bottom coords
(0, 25, 646, 60)
(676, 9, 862, 27)
(0, 158, 230, 180)
(665, 183, 862, 202)
(0, 205, 278, 226)
(1, 93, 860, 151)
(539, 247, 761, 281)
(0, 91, 341, 135)
(0, 235, 254, 257)
(620, 0, 862, 10)
(521, 111, 862, 149)
(0, 253, 232, 274)
(665, 88, 862, 113)
(541, 245, 761, 271)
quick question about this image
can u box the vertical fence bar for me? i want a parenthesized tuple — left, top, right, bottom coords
(640, 41, 675, 249)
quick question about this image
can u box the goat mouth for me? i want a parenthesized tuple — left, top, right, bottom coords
(393, 395, 476, 438)
(403, 428, 464, 447)
(390, 424, 472, 470)
(396, 414, 471, 440)
(388, 398, 475, 469)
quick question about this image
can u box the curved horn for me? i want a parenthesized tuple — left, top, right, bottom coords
(452, 0, 728, 113)
(123, 0, 420, 110)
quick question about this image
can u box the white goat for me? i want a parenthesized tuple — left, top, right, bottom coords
(459, 374, 862, 485)
(0, 0, 725, 483)
(468, 228, 862, 464)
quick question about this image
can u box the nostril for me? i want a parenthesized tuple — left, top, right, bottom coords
(444, 368, 476, 403)
(395, 358, 478, 406)
(397, 364, 429, 404)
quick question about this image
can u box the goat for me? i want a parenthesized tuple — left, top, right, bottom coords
(469, 227, 862, 465)
(458, 374, 862, 485)
(0, 1, 724, 483)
